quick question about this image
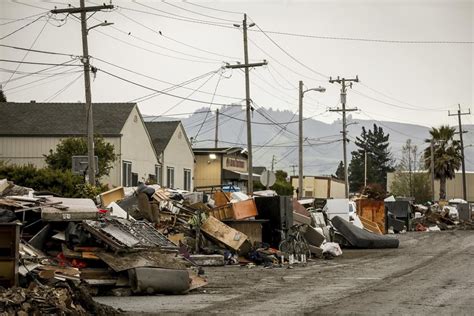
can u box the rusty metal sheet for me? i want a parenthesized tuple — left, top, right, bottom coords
(97, 251, 187, 272)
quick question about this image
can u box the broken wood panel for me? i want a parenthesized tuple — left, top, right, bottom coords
(201, 216, 249, 251)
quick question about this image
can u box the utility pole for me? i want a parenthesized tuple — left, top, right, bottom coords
(407, 141, 413, 198)
(364, 150, 367, 187)
(449, 104, 471, 201)
(214, 109, 219, 148)
(430, 139, 435, 201)
(226, 14, 267, 195)
(271, 155, 276, 172)
(51, 2, 113, 185)
(329, 76, 359, 198)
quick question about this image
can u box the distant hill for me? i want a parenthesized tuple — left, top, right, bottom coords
(144, 106, 474, 175)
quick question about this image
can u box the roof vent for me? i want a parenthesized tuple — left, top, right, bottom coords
(30, 100, 36, 103)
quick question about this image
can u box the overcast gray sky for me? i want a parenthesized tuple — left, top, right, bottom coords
(1, 0, 472, 131)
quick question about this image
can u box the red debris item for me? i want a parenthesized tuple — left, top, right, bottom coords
(98, 208, 108, 214)
(55, 252, 87, 268)
(416, 223, 428, 232)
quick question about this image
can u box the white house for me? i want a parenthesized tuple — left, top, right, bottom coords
(145, 121, 194, 190)
(0, 102, 159, 187)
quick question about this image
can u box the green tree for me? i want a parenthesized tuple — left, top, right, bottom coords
(44, 137, 117, 179)
(349, 124, 394, 192)
(423, 125, 461, 200)
(390, 139, 432, 203)
(334, 161, 344, 180)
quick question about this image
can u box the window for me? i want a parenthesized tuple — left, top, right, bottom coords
(167, 167, 175, 188)
(184, 169, 191, 191)
(155, 165, 162, 185)
(122, 161, 132, 187)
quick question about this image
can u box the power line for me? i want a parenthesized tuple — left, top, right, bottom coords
(194, 72, 224, 141)
(251, 20, 329, 80)
(102, 10, 226, 63)
(0, 14, 46, 40)
(161, 0, 238, 23)
(0, 59, 79, 85)
(4, 68, 82, 94)
(249, 28, 474, 45)
(351, 89, 448, 112)
(147, 71, 219, 118)
(0, 12, 47, 26)
(184, 1, 244, 16)
(93, 57, 242, 100)
(96, 66, 232, 106)
(0, 43, 77, 57)
(3, 15, 51, 88)
(119, 3, 234, 29)
(43, 72, 83, 102)
(0, 59, 82, 67)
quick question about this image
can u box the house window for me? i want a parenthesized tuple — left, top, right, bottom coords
(184, 169, 191, 191)
(122, 161, 132, 187)
(167, 167, 175, 188)
(155, 165, 162, 185)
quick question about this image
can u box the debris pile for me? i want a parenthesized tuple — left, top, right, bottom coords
(0, 282, 119, 315)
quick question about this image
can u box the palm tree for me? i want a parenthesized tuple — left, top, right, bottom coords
(424, 125, 462, 200)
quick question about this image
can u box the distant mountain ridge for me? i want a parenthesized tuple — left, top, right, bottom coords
(143, 106, 474, 175)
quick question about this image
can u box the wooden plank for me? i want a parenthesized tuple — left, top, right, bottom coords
(231, 199, 258, 220)
(201, 216, 249, 251)
(214, 191, 231, 207)
(359, 216, 383, 235)
(99, 186, 125, 207)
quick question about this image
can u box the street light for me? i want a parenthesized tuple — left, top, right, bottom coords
(298, 81, 326, 199)
(86, 21, 114, 34)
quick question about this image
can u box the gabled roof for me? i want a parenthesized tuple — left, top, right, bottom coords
(145, 121, 181, 154)
(0, 102, 135, 136)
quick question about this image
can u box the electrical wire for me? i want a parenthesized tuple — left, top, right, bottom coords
(43, 72, 83, 102)
(0, 12, 47, 26)
(351, 89, 448, 112)
(194, 72, 224, 141)
(120, 3, 234, 29)
(93, 57, 242, 101)
(99, 11, 226, 63)
(0, 44, 78, 57)
(0, 14, 46, 40)
(3, 15, 51, 88)
(148, 71, 219, 119)
(184, 1, 244, 15)
(249, 28, 474, 45)
(161, 0, 239, 23)
(251, 20, 329, 80)
(0, 59, 79, 85)
(0, 59, 81, 67)
(96, 66, 231, 106)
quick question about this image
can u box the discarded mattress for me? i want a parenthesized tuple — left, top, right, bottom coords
(331, 216, 399, 249)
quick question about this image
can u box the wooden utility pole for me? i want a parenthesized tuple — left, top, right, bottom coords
(51, 1, 113, 185)
(225, 14, 267, 195)
(430, 139, 435, 201)
(329, 76, 359, 198)
(449, 104, 471, 201)
(214, 109, 219, 148)
(271, 155, 275, 172)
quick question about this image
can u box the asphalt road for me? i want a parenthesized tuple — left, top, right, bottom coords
(95, 230, 474, 315)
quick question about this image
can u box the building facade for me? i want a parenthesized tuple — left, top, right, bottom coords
(0, 102, 158, 187)
(193, 147, 260, 193)
(290, 176, 346, 199)
(145, 121, 194, 190)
